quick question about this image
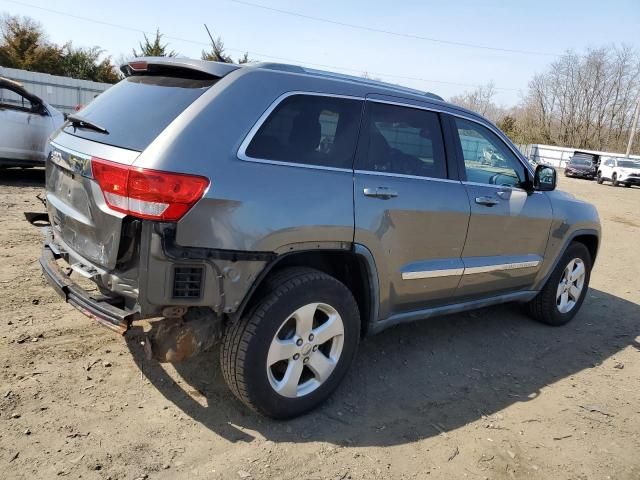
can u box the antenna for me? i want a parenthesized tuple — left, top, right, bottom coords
(204, 24, 218, 52)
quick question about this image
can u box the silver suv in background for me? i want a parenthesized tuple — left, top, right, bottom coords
(40, 58, 601, 418)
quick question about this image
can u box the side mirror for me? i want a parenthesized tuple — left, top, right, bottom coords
(31, 103, 48, 116)
(534, 164, 556, 191)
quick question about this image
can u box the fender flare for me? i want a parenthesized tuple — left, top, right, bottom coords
(230, 243, 381, 332)
(534, 228, 600, 291)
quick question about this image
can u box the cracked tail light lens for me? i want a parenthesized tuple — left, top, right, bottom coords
(91, 157, 209, 221)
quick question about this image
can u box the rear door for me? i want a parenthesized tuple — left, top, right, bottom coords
(600, 158, 614, 179)
(447, 115, 552, 298)
(354, 98, 470, 319)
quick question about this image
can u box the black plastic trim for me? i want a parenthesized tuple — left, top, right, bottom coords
(39, 245, 135, 334)
(159, 227, 276, 262)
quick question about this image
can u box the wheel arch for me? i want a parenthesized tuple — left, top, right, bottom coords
(572, 233, 599, 264)
(232, 245, 379, 337)
(534, 228, 600, 291)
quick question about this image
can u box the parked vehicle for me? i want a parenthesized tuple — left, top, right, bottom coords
(597, 157, 640, 187)
(0, 77, 64, 167)
(39, 58, 601, 418)
(564, 152, 599, 179)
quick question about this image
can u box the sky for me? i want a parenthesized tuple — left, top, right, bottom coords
(1, 0, 639, 106)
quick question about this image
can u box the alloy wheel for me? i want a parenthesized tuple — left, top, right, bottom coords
(266, 303, 344, 398)
(556, 258, 586, 314)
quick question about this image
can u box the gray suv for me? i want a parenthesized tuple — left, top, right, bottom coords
(40, 58, 601, 418)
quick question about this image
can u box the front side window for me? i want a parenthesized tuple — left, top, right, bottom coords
(454, 118, 525, 187)
(245, 94, 362, 169)
(357, 101, 447, 179)
(0, 87, 33, 112)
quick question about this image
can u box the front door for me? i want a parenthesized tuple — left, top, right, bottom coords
(448, 115, 552, 298)
(0, 85, 51, 161)
(354, 99, 470, 320)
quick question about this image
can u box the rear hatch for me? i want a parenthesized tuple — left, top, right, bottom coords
(46, 59, 236, 270)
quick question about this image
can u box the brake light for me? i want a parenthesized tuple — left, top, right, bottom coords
(128, 61, 148, 72)
(91, 157, 209, 221)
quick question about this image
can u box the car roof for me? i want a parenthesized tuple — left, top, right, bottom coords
(247, 62, 444, 101)
(120, 57, 484, 118)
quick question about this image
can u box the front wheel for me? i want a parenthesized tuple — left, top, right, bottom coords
(526, 243, 592, 326)
(612, 173, 619, 187)
(220, 267, 360, 418)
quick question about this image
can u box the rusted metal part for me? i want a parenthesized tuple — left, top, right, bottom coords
(144, 308, 223, 362)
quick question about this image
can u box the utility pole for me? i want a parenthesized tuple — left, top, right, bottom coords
(626, 97, 640, 158)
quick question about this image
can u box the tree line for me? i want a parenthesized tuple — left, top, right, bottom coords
(0, 14, 249, 84)
(450, 46, 640, 155)
(2, 14, 638, 154)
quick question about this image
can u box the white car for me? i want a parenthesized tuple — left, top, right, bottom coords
(597, 157, 640, 188)
(0, 77, 65, 168)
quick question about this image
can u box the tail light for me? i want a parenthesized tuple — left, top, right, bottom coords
(91, 157, 209, 221)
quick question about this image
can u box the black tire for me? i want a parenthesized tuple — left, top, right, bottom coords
(596, 171, 604, 184)
(624, 183, 631, 188)
(220, 267, 360, 419)
(612, 173, 619, 187)
(526, 243, 592, 326)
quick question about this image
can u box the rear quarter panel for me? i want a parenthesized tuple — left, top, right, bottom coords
(134, 68, 367, 251)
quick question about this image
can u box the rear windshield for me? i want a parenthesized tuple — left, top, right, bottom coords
(63, 75, 217, 151)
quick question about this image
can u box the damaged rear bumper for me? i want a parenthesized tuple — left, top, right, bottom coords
(39, 244, 136, 334)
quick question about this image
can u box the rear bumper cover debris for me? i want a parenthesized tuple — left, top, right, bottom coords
(39, 244, 135, 334)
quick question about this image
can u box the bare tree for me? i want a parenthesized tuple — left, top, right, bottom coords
(450, 82, 502, 121)
(519, 46, 640, 153)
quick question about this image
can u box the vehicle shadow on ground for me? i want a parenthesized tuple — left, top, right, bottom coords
(0, 167, 45, 187)
(125, 288, 640, 446)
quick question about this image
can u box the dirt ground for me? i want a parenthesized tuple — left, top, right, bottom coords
(0, 168, 638, 480)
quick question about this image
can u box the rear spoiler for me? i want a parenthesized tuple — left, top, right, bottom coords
(120, 57, 241, 79)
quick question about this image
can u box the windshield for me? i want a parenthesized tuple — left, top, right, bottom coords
(570, 158, 592, 166)
(618, 160, 640, 168)
(63, 75, 217, 151)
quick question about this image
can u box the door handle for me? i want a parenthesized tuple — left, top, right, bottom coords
(363, 187, 399, 200)
(475, 196, 499, 207)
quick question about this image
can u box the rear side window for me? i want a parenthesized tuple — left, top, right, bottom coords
(357, 101, 447, 179)
(63, 75, 217, 151)
(245, 94, 362, 169)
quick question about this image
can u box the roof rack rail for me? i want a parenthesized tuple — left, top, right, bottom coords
(251, 62, 443, 101)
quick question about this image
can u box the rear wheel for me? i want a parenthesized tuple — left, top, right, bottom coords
(612, 173, 619, 186)
(624, 183, 631, 188)
(596, 171, 604, 184)
(220, 267, 360, 418)
(526, 243, 592, 326)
